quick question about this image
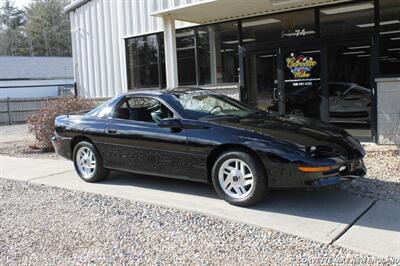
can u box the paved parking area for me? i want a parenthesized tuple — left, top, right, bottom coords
(0, 155, 399, 259)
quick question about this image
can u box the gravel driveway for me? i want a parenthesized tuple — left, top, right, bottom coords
(342, 150, 400, 203)
(0, 178, 397, 265)
(0, 124, 58, 159)
(1, 124, 399, 264)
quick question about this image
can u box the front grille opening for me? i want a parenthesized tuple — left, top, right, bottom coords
(309, 145, 346, 159)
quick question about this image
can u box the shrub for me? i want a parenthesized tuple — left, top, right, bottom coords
(28, 97, 97, 151)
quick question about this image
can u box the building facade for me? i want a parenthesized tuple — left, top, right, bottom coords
(0, 56, 74, 98)
(65, 0, 400, 144)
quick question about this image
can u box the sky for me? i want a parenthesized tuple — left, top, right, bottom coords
(1, 0, 33, 9)
(15, 0, 32, 9)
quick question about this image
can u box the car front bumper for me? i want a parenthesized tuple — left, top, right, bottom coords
(266, 158, 366, 189)
(304, 159, 367, 188)
(307, 174, 357, 188)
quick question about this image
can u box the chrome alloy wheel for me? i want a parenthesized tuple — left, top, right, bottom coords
(76, 146, 96, 179)
(218, 158, 254, 199)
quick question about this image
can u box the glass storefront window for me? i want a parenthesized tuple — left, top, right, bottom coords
(216, 22, 239, 84)
(197, 28, 211, 85)
(126, 22, 239, 90)
(241, 9, 316, 43)
(123, 1, 393, 142)
(327, 41, 372, 139)
(197, 22, 239, 85)
(320, 1, 375, 36)
(176, 29, 196, 85)
(126, 34, 161, 90)
(379, 0, 400, 76)
(159, 35, 166, 88)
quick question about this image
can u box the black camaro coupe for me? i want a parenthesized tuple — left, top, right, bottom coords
(52, 88, 366, 206)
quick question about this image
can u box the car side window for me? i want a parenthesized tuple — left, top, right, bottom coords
(344, 87, 368, 98)
(113, 97, 174, 123)
(329, 84, 346, 97)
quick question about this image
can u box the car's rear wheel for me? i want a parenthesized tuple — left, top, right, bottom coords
(73, 141, 109, 182)
(212, 150, 268, 206)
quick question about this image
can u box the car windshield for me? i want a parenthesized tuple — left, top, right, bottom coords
(86, 97, 117, 118)
(173, 92, 258, 120)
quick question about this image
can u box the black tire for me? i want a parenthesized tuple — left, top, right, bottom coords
(211, 150, 268, 207)
(73, 141, 109, 183)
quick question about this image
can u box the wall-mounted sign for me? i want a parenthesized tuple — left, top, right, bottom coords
(282, 28, 316, 38)
(286, 53, 318, 79)
(281, 17, 316, 38)
(284, 52, 320, 88)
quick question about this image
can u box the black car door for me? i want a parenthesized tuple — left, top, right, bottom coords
(97, 96, 191, 180)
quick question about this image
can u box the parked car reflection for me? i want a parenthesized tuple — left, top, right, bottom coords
(329, 83, 371, 124)
(268, 82, 371, 124)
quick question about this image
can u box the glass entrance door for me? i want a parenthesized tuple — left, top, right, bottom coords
(242, 37, 374, 141)
(282, 47, 322, 119)
(245, 47, 322, 117)
(245, 50, 280, 111)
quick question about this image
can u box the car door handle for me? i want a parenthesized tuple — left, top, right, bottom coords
(107, 128, 117, 134)
(273, 88, 279, 101)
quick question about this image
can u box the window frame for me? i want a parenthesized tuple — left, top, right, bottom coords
(124, 0, 397, 85)
(110, 95, 180, 124)
(125, 21, 241, 90)
(125, 32, 166, 91)
(377, 0, 400, 77)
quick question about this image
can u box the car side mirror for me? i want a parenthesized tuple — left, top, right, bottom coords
(157, 118, 182, 130)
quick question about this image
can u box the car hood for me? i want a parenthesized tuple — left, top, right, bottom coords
(212, 113, 364, 159)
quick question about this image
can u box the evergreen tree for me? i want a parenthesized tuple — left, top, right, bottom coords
(25, 0, 71, 56)
(0, 0, 27, 55)
(0, 0, 71, 56)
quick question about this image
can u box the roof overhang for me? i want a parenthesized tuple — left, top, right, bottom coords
(152, 0, 352, 24)
(64, 0, 91, 13)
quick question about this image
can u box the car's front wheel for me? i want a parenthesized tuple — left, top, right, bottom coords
(212, 150, 268, 206)
(73, 141, 109, 183)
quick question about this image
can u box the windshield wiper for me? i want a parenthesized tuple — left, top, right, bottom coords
(201, 114, 241, 120)
(241, 109, 268, 118)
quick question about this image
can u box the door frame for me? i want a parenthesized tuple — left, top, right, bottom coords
(239, 32, 378, 141)
(241, 47, 285, 114)
(240, 37, 322, 117)
(280, 44, 324, 119)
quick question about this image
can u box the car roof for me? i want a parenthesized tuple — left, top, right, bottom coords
(124, 87, 214, 97)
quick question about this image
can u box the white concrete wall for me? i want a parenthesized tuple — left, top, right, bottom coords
(376, 77, 400, 145)
(0, 87, 58, 98)
(69, 0, 203, 98)
(0, 79, 75, 98)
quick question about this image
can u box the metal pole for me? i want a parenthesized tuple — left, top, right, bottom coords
(194, 28, 200, 86)
(6, 97, 11, 125)
(162, 15, 179, 89)
(74, 82, 78, 98)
